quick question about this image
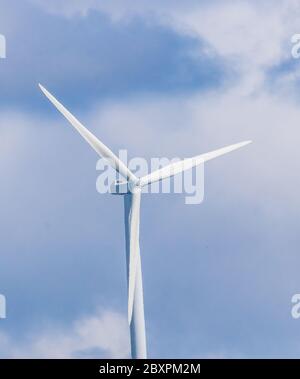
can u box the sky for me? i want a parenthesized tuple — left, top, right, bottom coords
(1, 0, 300, 358)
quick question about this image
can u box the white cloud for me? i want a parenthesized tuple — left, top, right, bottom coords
(30, 0, 183, 19)
(29, 0, 300, 94)
(0, 309, 129, 358)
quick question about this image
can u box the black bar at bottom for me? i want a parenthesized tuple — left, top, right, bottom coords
(0, 359, 298, 376)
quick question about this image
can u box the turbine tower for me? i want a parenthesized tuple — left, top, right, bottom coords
(39, 84, 251, 359)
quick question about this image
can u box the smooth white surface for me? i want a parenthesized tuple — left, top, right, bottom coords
(124, 194, 147, 359)
(139, 141, 252, 187)
(39, 84, 137, 183)
(127, 189, 142, 324)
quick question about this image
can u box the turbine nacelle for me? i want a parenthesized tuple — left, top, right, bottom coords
(110, 179, 129, 195)
(110, 179, 141, 195)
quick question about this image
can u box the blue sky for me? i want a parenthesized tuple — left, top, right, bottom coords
(1, 0, 300, 358)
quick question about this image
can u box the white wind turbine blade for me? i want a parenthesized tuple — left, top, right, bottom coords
(127, 189, 142, 324)
(39, 84, 137, 183)
(139, 141, 252, 187)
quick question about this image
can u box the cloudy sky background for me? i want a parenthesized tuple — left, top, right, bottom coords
(1, 0, 300, 358)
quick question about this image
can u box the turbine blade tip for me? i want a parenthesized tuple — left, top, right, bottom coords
(38, 83, 48, 95)
(234, 140, 252, 149)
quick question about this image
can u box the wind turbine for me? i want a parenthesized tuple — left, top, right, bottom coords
(39, 84, 251, 359)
